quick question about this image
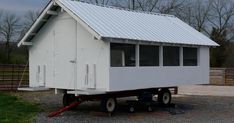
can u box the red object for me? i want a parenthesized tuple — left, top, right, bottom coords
(48, 101, 83, 117)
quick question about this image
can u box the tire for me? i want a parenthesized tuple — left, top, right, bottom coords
(138, 92, 153, 102)
(63, 93, 76, 107)
(100, 97, 117, 113)
(129, 106, 135, 113)
(158, 89, 171, 106)
(147, 106, 153, 112)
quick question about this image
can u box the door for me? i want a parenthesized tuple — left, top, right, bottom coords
(37, 65, 46, 87)
(53, 19, 77, 89)
(84, 64, 96, 89)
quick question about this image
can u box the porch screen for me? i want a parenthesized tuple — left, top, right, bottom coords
(110, 43, 135, 67)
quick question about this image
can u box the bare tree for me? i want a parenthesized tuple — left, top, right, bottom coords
(0, 10, 3, 21)
(20, 10, 40, 38)
(135, 0, 159, 11)
(157, 0, 185, 14)
(77, 0, 110, 5)
(177, 0, 212, 34)
(208, 0, 234, 41)
(0, 12, 20, 62)
(133, 0, 185, 13)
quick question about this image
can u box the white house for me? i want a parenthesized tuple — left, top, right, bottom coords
(18, 0, 218, 112)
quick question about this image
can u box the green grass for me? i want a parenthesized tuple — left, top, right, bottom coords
(0, 92, 40, 123)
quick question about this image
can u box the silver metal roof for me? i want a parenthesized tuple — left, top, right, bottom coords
(18, 0, 219, 47)
(58, 0, 218, 46)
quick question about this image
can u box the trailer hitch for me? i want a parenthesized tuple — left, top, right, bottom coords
(48, 99, 83, 117)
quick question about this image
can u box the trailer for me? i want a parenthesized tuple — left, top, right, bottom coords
(18, 0, 218, 115)
(49, 87, 178, 117)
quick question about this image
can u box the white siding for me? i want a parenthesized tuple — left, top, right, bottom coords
(76, 22, 109, 91)
(29, 12, 77, 89)
(109, 47, 209, 91)
(29, 11, 109, 91)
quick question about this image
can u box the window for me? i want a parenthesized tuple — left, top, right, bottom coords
(163, 46, 180, 66)
(183, 47, 198, 66)
(111, 43, 135, 67)
(140, 45, 159, 66)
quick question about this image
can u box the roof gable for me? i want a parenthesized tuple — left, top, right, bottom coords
(18, 0, 219, 47)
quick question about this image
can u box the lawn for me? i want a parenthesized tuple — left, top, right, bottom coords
(0, 92, 40, 123)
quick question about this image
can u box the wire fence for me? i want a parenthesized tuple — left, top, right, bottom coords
(0, 64, 29, 91)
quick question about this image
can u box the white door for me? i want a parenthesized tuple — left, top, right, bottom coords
(84, 64, 96, 89)
(37, 65, 46, 87)
(53, 19, 77, 89)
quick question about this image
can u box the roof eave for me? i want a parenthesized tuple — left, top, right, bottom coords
(18, 0, 102, 47)
(17, 1, 55, 47)
(103, 37, 219, 47)
(56, 0, 102, 40)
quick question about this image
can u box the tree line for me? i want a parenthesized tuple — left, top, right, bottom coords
(0, 0, 234, 67)
(0, 10, 39, 64)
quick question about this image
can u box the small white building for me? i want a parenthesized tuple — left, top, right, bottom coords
(18, 0, 218, 95)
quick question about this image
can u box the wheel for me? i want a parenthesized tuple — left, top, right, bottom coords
(147, 106, 153, 112)
(138, 92, 153, 102)
(100, 97, 117, 113)
(63, 93, 76, 107)
(129, 106, 135, 113)
(158, 89, 171, 106)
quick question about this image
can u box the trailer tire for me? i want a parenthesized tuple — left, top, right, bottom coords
(100, 97, 117, 113)
(63, 94, 76, 107)
(147, 106, 153, 112)
(158, 89, 171, 106)
(129, 106, 135, 113)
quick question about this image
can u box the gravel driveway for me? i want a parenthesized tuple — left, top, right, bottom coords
(15, 85, 234, 123)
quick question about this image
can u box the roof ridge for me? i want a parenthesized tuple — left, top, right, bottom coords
(68, 0, 175, 18)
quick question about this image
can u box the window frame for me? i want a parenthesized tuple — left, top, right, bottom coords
(110, 43, 136, 67)
(183, 47, 198, 66)
(139, 44, 160, 67)
(163, 46, 180, 66)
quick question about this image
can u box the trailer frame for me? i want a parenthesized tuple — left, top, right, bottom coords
(48, 86, 178, 117)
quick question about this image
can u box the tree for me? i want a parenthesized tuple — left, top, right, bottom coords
(20, 10, 40, 39)
(0, 12, 20, 63)
(177, 0, 212, 33)
(210, 28, 229, 67)
(208, 0, 234, 41)
(208, 0, 234, 67)
(76, 0, 110, 5)
(223, 43, 234, 67)
(134, 0, 185, 13)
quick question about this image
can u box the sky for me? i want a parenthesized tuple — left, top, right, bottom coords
(0, 0, 49, 16)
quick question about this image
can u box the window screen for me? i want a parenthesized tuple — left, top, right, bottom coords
(163, 46, 180, 66)
(140, 45, 159, 66)
(183, 47, 198, 66)
(110, 43, 135, 67)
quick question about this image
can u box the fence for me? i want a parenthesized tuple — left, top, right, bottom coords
(0, 64, 29, 90)
(210, 68, 234, 85)
(1, 65, 233, 90)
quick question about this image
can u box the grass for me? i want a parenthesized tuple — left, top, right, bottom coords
(0, 92, 40, 123)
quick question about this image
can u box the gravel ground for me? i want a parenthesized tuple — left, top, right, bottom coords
(14, 86, 234, 123)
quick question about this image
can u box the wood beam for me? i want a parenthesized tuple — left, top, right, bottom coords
(47, 10, 58, 15)
(22, 42, 33, 46)
(41, 19, 48, 22)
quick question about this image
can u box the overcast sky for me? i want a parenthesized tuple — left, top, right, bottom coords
(0, 0, 49, 16)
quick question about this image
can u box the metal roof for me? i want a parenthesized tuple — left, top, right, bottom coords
(18, 0, 219, 47)
(58, 0, 218, 46)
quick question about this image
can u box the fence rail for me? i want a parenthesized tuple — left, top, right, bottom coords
(210, 68, 234, 85)
(0, 64, 29, 90)
(0, 65, 233, 90)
